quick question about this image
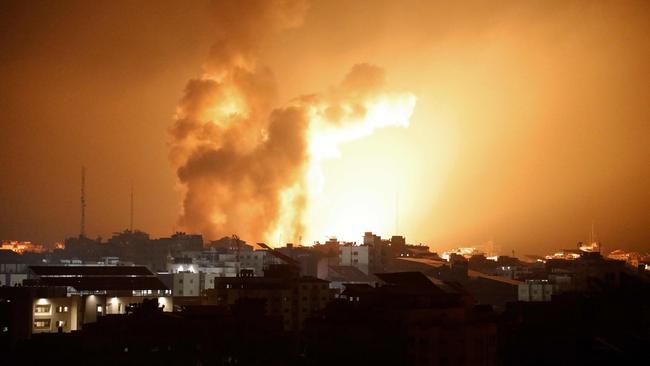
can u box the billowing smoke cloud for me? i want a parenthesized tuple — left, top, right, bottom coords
(170, 0, 416, 244)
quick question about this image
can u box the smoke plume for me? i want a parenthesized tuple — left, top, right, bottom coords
(169, 0, 416, 244)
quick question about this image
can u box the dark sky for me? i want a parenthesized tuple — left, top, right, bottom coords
(1, 0, 649, 255)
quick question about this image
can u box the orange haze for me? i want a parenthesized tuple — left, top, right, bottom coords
(1, 0, 648, 256)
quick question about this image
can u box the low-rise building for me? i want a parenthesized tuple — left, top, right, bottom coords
(339, 245, 370, 274)
(518, 280, 555, 302)
(0, 265, 173, 342)
(206, 265, 334, 331)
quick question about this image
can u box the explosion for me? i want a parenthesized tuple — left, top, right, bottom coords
(169, 0, 416, 244)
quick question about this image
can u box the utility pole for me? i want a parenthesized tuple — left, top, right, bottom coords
(394, 191, 399, 235)
(80, 166, 86, 238)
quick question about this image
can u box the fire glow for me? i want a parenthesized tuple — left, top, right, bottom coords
(169, 1, 416, 245)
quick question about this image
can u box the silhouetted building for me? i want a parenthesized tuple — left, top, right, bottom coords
(303, 272, 497, 366)
(206, 265, 334, 331)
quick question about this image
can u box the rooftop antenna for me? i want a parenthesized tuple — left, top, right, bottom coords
(129, 181, 134, 232)
(590, 221, 600, 252)
(80, 166, 86, 238)
(591, 221, 598, 243)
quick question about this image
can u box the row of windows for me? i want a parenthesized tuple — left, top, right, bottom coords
(35, 304, 70, 314)
(33, 319, 66, 330)
(34, 304, 50, 314)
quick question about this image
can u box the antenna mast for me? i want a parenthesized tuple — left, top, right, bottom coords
(130, 181, 134, 231)
(80, 166, 86, 238)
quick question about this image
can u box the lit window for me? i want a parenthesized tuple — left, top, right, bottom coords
(56, 305, 69, 313)
(34, 319, 50, 329)
(56, 320, 66, 328)
(97, 305, 103, 313)
(35, 304, 51, 314)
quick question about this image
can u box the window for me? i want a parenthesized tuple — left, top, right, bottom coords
(56, 320, 66, 328)
(97, 305, 103, 314)
(56, 306, 69, 313)
(34, 319, 50, 330)
(35, 304, 51, 314)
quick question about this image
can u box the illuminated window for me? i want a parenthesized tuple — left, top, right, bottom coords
(97, 305, 103, 313)
(56, 320, 66, 328)
(34, 304, 51, 314)
(34, 319, 50, 329)
(56, 306, 69, 313)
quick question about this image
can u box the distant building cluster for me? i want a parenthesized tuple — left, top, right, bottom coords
(1, 230, 649, 364)
(0, 240, 46, 254)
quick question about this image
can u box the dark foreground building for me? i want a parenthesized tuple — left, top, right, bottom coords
(303, 272, 498, 366)
(6, 298, 294, 366)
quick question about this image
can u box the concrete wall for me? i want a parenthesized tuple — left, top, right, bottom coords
(173, 272, 201, 296)
(518, 283, 554, 302)
(340, 246, 369, 274)
(32, 296, 80, 334)
(0, 273, 27, 286)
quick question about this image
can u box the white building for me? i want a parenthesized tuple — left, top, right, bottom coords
(167, 248, 269, 278)
(339, 245, 370, 274)
(239, 250, 267, 276)
(518, 280, 555, 302)
(0, 273, 27, 286)
(172, 272, 201, 297)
